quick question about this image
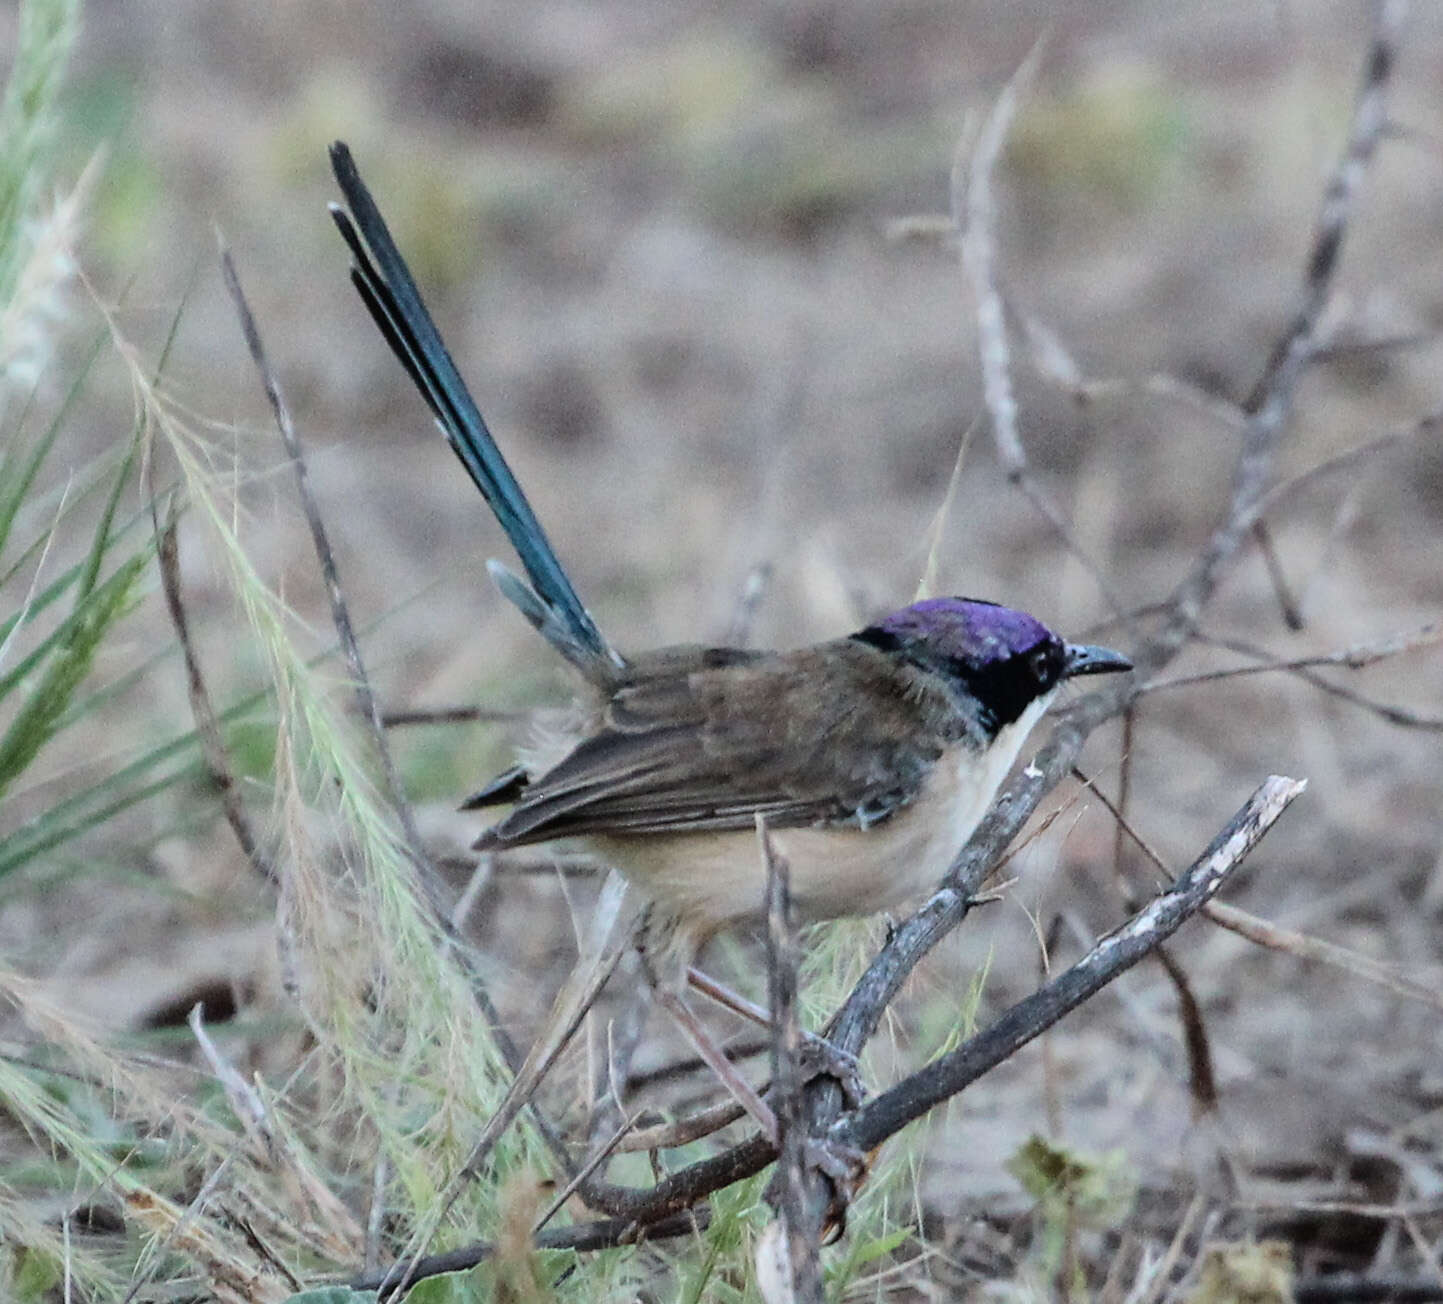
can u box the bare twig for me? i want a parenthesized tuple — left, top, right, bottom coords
(1251, 519, 1305, 630)
(532, 1107, 644, 1237)
(1149, 0, 1408, 667)
(1205, 901, 1443, 1013)
(587, 964, 653, 1152)
(1078, 765, 1443, 1015)
(615, 1098, 747, 1153)
(761, 818, 823, 1302)
(1142, 623, 1442, 703)
(351, 1209, 708, 1295)
(1250, 410, 1438, 525)
(954, 41, 1127, 619)
(624, 1038, 770, 1095)
(220, 246, 437, 902)
(154, 512, 276, 883)
(832, 776, 1305, 1153)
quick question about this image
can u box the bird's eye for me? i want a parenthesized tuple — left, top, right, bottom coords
(1029, 648, 1054, 683)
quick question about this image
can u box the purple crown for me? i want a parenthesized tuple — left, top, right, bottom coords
(870, 597, 1055, 665)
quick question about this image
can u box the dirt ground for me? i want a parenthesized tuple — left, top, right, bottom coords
(7, 0, 1443, 1286)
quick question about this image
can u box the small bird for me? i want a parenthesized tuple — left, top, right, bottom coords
(328, 142, 1131, 1139)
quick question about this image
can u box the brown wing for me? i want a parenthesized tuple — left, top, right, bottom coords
(477, 639, 956, 846)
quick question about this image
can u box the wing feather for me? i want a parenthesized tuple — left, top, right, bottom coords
(478, 639, 953, 846)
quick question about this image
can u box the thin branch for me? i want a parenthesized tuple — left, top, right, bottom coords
(351, 1209, 708, 1295)
(1148, 0, 1407, 668)
(832, 776, 1305, 1153)
(954, 42, 1127, 619)
(1205, 901, 1443, 1014)
(532, 1107, 644, 1238)
(154, 512, 276, 883)
(1141, 627, 1443, 733)
(761, 818, 823, 1300)
(587, 963, 653, 1152)
(623, 1038, 770, 1095)
(1251, 519, 1305, 630)
(1139, 621, 1441, 694)
(1256, 412, 1437, 520)
(1079, 765, 1443, 1015)
(615, 1098, 747, 1154)
(220, 246, 435, 901)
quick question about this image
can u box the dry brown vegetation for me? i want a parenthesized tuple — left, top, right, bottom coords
(4, 1, 1443, 1300)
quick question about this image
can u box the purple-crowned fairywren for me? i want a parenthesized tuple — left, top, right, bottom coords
(328, 142, 1132, 1141)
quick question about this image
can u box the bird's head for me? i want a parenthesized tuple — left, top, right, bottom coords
(853, 596, 1132, 738)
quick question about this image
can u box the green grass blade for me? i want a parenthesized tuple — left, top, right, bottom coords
(0, 328, 108, 560)
(0, 552, 147, 798)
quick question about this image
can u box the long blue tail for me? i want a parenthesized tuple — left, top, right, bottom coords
(328, 141, 622, 681)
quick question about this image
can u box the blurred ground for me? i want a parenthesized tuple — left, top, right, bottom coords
(8, 0, 1443, 1282)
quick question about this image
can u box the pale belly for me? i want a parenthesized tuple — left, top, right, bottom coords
(588, 698, 1048, 940)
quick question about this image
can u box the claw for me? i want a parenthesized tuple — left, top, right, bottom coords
(803, 1137, 871, 1243)
(798, 1037, 867, 1109)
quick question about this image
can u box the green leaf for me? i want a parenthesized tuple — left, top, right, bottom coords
(845, 1223, 911, 1268)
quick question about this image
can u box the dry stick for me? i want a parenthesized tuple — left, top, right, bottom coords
(1148, 0, 1408, 674)
(1150, 945, 1219, 1116)
(1250, 519, 1305, 631)
(349, 1209, 709, 1294)
(218, 250, 584, 1207)
(761, 818, 824, 1303)
(616, 1097, 747, 1154)
(1093, 740, 1220, 1119)
(954, 41, 1128, 621)
(1078, 766, 1443, 1015)
(218, 247, 432, 908)
(1205, 901, 1443, 1014)
(153, 512, 277, 883)
(1139, 621, 1442, 694)
(624, 1037, 770, 1095)
(833, 776, 1304, 1153)
(1257, 411, 1439, 520)
(1172, 629, 1443, 730)
(531, 1107, 645, 1239)
(586, 969, 653, 1153)
(1241, 19, 1413, 636)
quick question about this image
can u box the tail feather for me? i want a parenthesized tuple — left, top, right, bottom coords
(328, 140, 622, 681)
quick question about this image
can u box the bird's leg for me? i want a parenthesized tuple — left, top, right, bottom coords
(653, 985, 778, 1145)
(686, 965, 866, 1109)
(641, 907, 778, 1143)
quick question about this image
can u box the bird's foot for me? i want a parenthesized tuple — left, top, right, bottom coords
(802, 1135, 871, 1242)
(797, 1036, 866, 1109)
(803, 1135, 868, 1191)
